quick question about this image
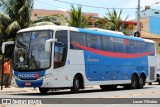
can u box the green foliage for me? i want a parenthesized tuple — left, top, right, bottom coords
(67, 5, 92, 28)
(32, 15, 66, 26)
(96, 9, 128, 33)
(0, 0, 34, 41)
(31, 21, 55, 27)
(0, 0, 34, 58)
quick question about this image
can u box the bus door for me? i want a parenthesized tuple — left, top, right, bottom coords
(54, 30, 68, 69)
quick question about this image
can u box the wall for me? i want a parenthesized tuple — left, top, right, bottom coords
(150, 16, 160, 35)
(153, 38, 160, 56)
(140, 17, 150, 32)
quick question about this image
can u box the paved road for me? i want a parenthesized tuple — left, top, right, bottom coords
(0, 83, 160, 107)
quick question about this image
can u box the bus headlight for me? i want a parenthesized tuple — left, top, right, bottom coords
(37, 73, 53, 80)
(13, 75, 21, 81)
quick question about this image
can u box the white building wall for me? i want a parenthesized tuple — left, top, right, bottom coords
(139, 9, 160, 18)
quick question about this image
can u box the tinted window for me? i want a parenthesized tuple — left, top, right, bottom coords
(137, 41, 147, 53)
(102, 36, 114, 51)
(55, 30, 68, 46)
(54, 30, 68, 69)
(70, 32, 87, 49)
(147, 43, 155, 56)
(126, 40, 138, 53)
(87, 34, 101, 49)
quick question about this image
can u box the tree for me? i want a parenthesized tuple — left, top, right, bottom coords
(96, 17, 112, 29)
(105, 9, 128, 31)
(0, 0, 34, 41)
(96, 9, 128, 33)
(67, 5, 93, 28)
(0, 0, 34, 58)
(31, 14, 66, 26)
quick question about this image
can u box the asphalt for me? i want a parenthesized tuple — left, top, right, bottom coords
(0, 86, 100, 94)
(0, 86, 39, 94)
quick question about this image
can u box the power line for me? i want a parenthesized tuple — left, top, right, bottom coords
(52, 0, 137, 10)
(35, 0, 62, 9)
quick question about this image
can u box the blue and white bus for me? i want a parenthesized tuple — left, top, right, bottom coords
(4, 25, 156, 94)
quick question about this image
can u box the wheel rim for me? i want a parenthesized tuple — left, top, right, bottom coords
(131, 78, 136, 86)
(139, 77, 144, 86)
(76, 79, 80, 89)
(131, 75, 137, 88)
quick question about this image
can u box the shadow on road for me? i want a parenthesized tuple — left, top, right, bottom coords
(7, 86, 154, 96)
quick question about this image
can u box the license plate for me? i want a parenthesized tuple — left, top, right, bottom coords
(25, 82, 31, 86)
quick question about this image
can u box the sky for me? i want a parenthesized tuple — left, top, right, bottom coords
(34, 0, 160, 20)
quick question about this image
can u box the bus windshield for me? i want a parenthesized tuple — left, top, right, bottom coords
(14, 30, 53, 71)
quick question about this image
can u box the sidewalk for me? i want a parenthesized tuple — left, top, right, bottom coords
(0, 86, 38, 94)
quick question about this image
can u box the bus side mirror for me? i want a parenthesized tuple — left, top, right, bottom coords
(2, 41, 14, 54)
(45, 38, 57, 52)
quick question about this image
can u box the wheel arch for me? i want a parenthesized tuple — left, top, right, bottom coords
(133, 72, 139, 78)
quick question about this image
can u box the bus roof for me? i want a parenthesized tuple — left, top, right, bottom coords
(17, 25, 78, 33)
(86, 28, 124, 35)
(17, 25, 154, 43)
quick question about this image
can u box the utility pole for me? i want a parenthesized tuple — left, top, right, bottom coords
(1, 54, 4, 90)
(136, 0, 141, 37)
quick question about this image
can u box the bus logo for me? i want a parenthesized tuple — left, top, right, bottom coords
(110, 37, 128, 45)
(124, 39, 129, 45)
(35, 73, 39, 79)
(18, 73, 39, 78)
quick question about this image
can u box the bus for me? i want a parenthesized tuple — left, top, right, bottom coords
(2, 25, 156, 94)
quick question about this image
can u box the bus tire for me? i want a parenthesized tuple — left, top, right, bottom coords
(138, 75, 145, 89)
(158, 82, 160, 85)
(130, 74, 138, 89)
(71, 76, 80, 93)
(39, 88, 48, 94)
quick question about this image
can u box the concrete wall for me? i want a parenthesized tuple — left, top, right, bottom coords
(153, 38, 160, 56)
(150, 16, 160, 35)
(140, 17, 150, 32)
(140, 9, 160, 18)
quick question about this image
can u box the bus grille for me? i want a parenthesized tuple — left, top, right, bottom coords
(150, 67, 155, 80)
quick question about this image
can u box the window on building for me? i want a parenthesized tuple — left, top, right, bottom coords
(155, 12, 159, 14)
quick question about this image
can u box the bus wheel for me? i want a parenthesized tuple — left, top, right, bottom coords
(39, 88, 48, 94)
(130, 74, 138, 89)
(71, 76, 80, 93)
(138, 75, 145, 89)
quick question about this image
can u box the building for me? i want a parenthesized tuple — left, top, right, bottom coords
(32, 9, 99, 25)
(139, 7, 160, 35)
(140, 7, 160, 55)
(127, 7, 160, 55)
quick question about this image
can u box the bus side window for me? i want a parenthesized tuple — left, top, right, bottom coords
(54, 31, 68, 69)
(54, 44, 67, 69)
